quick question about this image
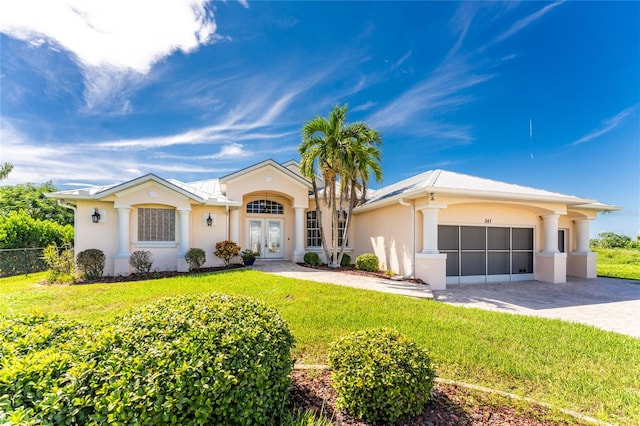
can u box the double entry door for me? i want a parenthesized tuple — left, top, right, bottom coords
(247, 219, 283, 259)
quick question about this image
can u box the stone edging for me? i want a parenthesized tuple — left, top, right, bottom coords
(292, 364, 613, 426)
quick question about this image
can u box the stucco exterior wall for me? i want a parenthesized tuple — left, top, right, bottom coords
(76, 201, 119, 275)
(190, 205, 228, 267)
(352, 202, 414, 275)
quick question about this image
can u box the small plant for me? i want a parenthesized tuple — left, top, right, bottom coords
(356, 253, 379, 272)
(129, 250, 154, 274)
(76, 249, 105, 280)
(214, 240, 241, 267)
(340, 253, 351, 267)
(241, 248, 260, 265)
(304, 252, 322, 266)
(185, 247, 206, 271)
(42, 243, 75, 283)
(329, 327, 436, 424)
(385, 269, 395, 277)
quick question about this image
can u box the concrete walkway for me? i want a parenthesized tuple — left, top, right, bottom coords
(251, 261, 433, 299)
(252, 261, 640, 338)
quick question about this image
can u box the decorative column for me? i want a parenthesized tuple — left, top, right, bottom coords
(420, 207, 441, 254)
(542, 214, 559, 253)
(114, 207, 131, 276)
(293, 207, 306, 263)
(415, 205, 447, 290)
(230, 208, 240, 243)
(536, 213, 566, 284)
(176, 209, 191, 272)
(568, 219, 597, 278)
(575, 219, 591, 253)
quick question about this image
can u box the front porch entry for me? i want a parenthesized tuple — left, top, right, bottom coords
(247, 219, 284, 259)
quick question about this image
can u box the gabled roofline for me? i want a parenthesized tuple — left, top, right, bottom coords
(94, 173, 206, 202)
(219, 159, 312, 188)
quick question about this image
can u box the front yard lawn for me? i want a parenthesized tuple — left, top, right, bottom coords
(594, 247, 640, 280)
(1, 270, 638, 424)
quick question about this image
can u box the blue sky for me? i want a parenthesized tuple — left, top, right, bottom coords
(1, 1, 638, 237)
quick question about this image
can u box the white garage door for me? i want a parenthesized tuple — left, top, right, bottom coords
(439, 225, 535, 284)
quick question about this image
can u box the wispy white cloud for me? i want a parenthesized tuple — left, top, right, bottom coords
(569, 106, 637, 146)
(351, 101, 378, 113)
(0, 0, 219, 112)
(366, 57, 492, 133)
(493, 1, 565, 45)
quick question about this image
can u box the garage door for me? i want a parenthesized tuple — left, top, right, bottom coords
(439, 225, 534, 284)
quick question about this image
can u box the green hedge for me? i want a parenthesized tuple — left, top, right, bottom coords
(0, 294, 295, 425)
(329, 327, 436, 424)
(355, 253, 379, 272)
(303, 252, 322, 266)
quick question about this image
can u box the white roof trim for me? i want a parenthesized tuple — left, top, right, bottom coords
(355, 169, 613, 213)
(220, 159, 312, 188)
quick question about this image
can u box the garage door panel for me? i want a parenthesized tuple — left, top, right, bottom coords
(461, 252, 486, 276)
(488, 252, 510, 275)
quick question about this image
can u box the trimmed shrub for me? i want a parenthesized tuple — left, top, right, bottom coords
(329, 327, 436, 424)
(76, 249, 105, 280)
(304, 251, 322, 266)
(355, 253, 379, 272)
(340, 253, 351, 267)
(214, 240, 240, 267)
(185, 247, 206, 271)
(0, 294, 295, 425)
(129, 250, 153, 274)
(42, 243, 75, 283)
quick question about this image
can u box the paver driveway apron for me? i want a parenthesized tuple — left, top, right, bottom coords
(432, 277, 640, 338)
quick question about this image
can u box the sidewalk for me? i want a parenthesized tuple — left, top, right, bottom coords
(251, 261, 434, 299)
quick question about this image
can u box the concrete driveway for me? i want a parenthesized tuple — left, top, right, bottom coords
(432, 277, 640, 338)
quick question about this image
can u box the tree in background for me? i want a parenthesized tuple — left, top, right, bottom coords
(0, 163, 12, 181)
(0, 210, 74, 249)
(300, 104, 382, 267)
(590, 232, 639, 249)
(0, 181, 74, 226)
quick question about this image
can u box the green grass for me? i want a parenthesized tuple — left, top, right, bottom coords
(2, 270, 639, 424)
(594, 247, 640, 280)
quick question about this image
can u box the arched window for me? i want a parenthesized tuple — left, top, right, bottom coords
(246, 199, 284, 215)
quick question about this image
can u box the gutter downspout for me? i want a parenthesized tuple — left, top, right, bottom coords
(225, 205, 230, 240)
(57, 200, 77, 249)
(398, 198, 415, 279)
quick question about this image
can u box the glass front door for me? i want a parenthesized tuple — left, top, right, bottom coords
(247, 219, 283, 259)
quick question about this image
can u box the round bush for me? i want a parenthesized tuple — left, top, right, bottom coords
(303, 251, 322, 266)
(356, 253, 379, 272)
(184, 247, 206, 271)
(129, 250, 153, 273)
(0, 294, 295, 425)
(328, 327, 436, 424)
(340, 253, 351, 267)
(76, 249, 105, 279)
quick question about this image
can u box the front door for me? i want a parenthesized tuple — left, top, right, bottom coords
(247, 219, 284, 259)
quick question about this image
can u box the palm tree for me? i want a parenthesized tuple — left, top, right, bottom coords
(299, 105, 382, 267)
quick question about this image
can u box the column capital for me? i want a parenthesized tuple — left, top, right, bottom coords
(417, 203, 447, 211)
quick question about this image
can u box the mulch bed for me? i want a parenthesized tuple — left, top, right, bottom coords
(73, 264, 245, 284)
(289, 369, 572, 425)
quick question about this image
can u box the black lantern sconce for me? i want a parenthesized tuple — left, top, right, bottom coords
(91, 208, 101, 223)
(206, 213, 213, 227)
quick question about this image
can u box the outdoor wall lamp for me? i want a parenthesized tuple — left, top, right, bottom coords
(91, 208, 101, 223)
(206, 213, 213, 226)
